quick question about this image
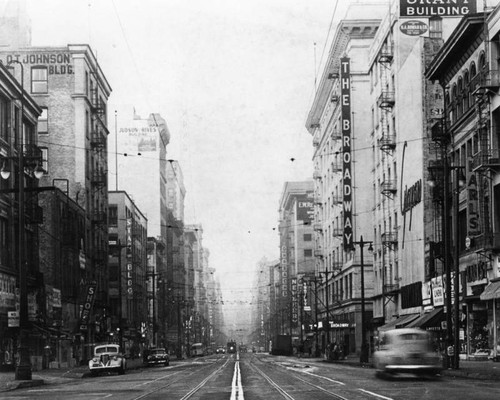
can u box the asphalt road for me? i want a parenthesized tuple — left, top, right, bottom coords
(2, 353, 499, 400)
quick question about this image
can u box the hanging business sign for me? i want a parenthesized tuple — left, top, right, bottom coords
(281, 245, 288, 298)
(79, 281, 97, 331)
(400, 0, 476, 17)
(291, 278, 298, 325)
(466, 157, 481, 236)
(340, 57, 353, 250)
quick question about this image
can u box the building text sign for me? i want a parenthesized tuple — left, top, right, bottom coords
(400, 0, 476, 17)
(340, 57, 353, 250)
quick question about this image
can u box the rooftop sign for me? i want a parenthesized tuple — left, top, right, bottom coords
(400, 0, 476, 17)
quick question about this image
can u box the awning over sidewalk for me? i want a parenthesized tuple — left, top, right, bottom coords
(377, 313, 419, 332)
(480, 278, 500, 301)
(405, 308, 443, 330)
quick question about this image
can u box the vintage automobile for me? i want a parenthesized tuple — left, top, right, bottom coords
(144, 348, 170, 366)
(373, 328, 441, 377)
(88, 344, 126, 376)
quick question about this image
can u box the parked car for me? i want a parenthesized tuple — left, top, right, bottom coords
(144, 348, 170, 366)
(373, 328, 441, 377)
(89, 344, 126, 376)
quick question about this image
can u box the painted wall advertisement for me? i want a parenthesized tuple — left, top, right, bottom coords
(119, 119, 158, 153)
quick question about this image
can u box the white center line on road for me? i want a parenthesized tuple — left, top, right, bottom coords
(230, 359, 245, 400)
(358, 388, 394, 400)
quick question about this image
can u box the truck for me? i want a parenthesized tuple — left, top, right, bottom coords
(271, 335, 292, 356)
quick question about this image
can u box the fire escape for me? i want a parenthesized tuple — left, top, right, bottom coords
(471, 64, 500, 252)
(376, 42, 400, 308)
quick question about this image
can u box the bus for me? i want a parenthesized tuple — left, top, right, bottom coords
(191, 343, 205, 357)
(227, 341, 237, 354)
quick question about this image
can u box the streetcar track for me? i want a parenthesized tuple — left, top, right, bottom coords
(248, 357, 350, 400)
(130, 356, 230, 400)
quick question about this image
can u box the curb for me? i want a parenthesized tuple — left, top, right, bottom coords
(3, 379, 44, 391)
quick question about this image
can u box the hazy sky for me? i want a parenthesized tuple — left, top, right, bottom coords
(22, 0, 352, 307)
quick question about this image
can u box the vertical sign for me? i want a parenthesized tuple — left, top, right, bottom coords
(291, 278, 298, 325)
(281, 245, 288, 298)
(340, 58, 353, 250)
(466, 157, 481, 236)
(79, 281, 97, 331)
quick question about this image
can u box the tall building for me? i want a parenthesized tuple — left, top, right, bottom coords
(0, 62, 43, 370)
(110, 106, 170, 240)
(426, 6, 500, 363)
(0, 40, 112, 363)
(305, 10, 383, 356)
(108, 191, 148, 355)
(277, 181, 315, 346)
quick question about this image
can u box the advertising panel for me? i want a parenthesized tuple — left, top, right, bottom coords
(296, 192, 314, 223)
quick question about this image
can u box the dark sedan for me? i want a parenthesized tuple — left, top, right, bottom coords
(144, 348, 170, 366)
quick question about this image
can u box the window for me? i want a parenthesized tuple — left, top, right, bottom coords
(40, 147, 48, 175)
(429, 17, 442, 39)
(0, 217, 8, 265)
(303, 233, 312, 241)
(31, 67, 48, 93)
(108, 205, 118, 226)
(38, 107, 48, 134)
(304, 249, 313, 257)
(0, 96, 7, 141)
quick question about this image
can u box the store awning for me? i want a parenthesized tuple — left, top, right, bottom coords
(378, 314, 419, 332)
(406, 308, 443, 330)
(480, 279, 500, 301)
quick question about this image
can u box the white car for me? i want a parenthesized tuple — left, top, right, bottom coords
(373, 328, 441, 377)
(89, 344, 126, 376)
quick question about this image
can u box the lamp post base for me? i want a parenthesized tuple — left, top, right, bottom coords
(15, 364, 32, 381)
(360, 343, 369, 364)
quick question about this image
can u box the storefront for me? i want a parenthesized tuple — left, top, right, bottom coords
(480, 277, 500, 360)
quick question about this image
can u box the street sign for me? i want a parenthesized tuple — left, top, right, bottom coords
(8, 311, 19, 327)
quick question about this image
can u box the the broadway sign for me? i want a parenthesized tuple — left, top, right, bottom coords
(400, 0, 476, 17)
(340, 57, 353, 250)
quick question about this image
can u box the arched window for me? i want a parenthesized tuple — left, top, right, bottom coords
(463, 70, 470, 110)
(452, 84, 458, 124)
(457, 77, 463, 117)
(470, 62, 477, 94)
(445, 91, 452, 124)
(479, 52, 487, 70)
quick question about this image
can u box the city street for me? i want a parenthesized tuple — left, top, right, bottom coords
(2, 353, 500, 400)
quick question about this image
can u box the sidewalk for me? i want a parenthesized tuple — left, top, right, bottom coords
(0, 357, 145, 392)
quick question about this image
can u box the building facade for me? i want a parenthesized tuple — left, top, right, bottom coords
(277, 181, 315, 348)
(0, 43, 113, 363)
(305, 12, 382, 357)
(108, 191, 148, 357)
(426, 6, 500, 361)
(0, 62, 43, 370)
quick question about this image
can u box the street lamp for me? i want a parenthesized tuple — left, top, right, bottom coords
(428, 160, 465, 370)
(352, 236, 373, 364)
